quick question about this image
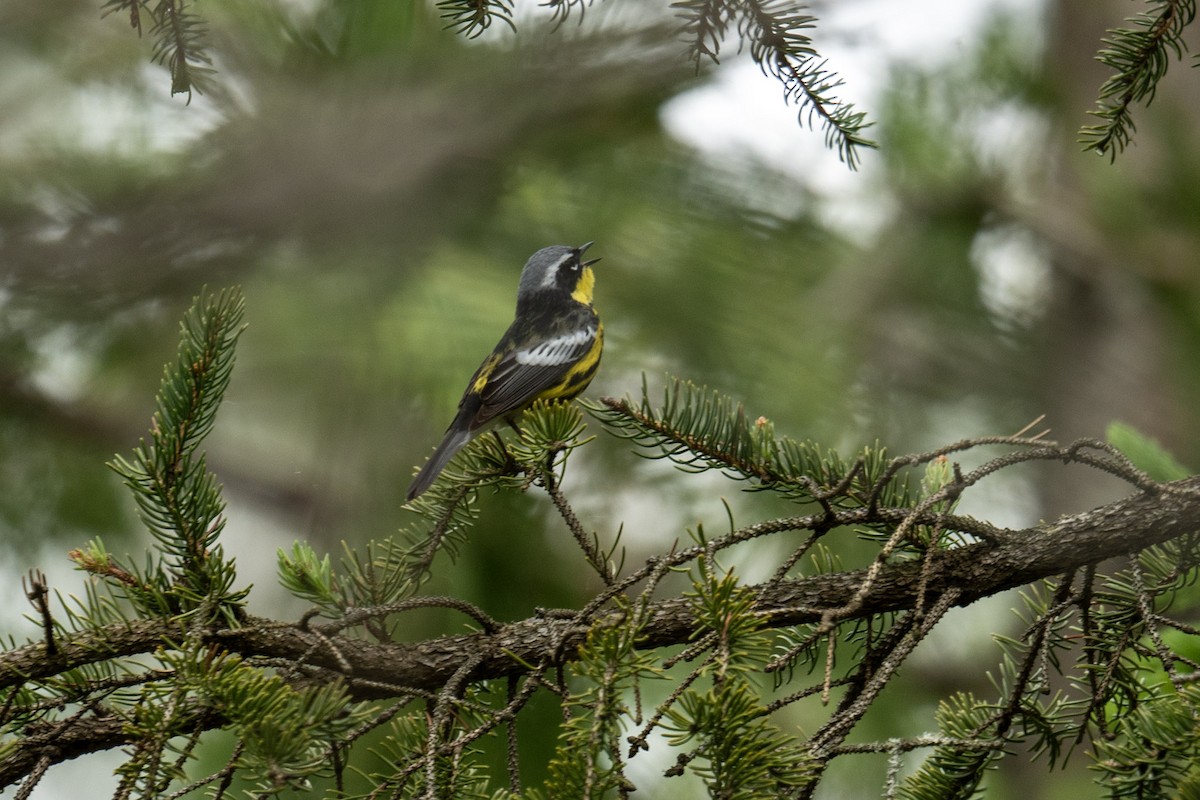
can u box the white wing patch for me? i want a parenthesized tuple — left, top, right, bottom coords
(515, 327, 594, 367)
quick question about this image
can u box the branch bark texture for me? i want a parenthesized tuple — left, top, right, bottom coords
(5, 477, 1196, 704)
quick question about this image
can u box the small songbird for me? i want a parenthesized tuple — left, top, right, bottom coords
(405, 242, 603, 501)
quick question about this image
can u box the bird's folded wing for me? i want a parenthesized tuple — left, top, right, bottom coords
(474, 326, 598, 426)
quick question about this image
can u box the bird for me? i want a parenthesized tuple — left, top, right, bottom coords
(405, 242, 603, 501)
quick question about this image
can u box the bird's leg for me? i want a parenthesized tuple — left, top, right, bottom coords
(491, 429, 512, 461)
(509, 416, 557, 481)
(490, 429, 525, 483)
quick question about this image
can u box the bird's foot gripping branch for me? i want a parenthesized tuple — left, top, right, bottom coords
(4, 289, 1200, 799)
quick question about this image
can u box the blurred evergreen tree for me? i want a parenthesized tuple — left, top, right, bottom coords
(1, 0, 1198, 796)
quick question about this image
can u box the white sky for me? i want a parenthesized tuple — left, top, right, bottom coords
(661, 0, 1045, 189)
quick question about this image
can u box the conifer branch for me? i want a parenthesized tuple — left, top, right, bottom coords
(7, 297, 1200, 793)
(151, 0, 214, 98)
(1, 472, 1197, 785)
(436, 0, 516, 38)
(100, 0, 1194, 162)
(4, 472, 1196, 694)
(102, 0, 215, 98)
(100, 0, 146, 35)
(739, 0, 875, 168)
(104, 287, 245, 613)
(1079, 0, 1197, 160)
(673, 0, 736, 68)
(4, 442, 1199, 789)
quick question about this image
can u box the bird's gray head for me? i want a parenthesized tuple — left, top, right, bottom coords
(516, 242, 598, 303)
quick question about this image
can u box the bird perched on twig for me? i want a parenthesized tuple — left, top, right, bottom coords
(406, 242, 603, 501)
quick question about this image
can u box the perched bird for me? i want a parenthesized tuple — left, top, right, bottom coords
(405, 242, 603, 501)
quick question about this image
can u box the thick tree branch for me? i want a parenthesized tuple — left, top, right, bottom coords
(238, 476, 1198, 691)
(2, 477, 1196, 783)
(0, 619, 170, 688)
(6, 478, 1197, 698)
(0, 709, 224, 790)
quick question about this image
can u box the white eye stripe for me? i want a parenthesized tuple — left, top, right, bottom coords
(540, 253, 575, 288)
(514, 327, 594, 366)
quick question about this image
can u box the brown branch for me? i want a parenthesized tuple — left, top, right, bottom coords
(1, 707, 226, 790)
(2, 476, 1198, 783)
(0, 619, 173, 689)
(9, 479, 1200, 695)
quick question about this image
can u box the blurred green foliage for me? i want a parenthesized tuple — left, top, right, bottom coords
(1, 0, 1199, 796)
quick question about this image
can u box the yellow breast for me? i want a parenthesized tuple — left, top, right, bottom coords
(540, 322, 603, 401)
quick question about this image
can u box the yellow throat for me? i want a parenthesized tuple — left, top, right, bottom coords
(571, 265, 596, 305)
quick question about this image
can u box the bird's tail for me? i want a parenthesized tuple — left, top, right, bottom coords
(406, 426, 474, 501)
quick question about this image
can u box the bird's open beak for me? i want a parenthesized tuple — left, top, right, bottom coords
(577, 241, 601, 267)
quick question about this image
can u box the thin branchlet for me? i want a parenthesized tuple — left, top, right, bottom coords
(1079, 0, 1197, 160)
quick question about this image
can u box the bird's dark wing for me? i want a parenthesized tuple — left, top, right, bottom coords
(473, 323, 599, 427)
